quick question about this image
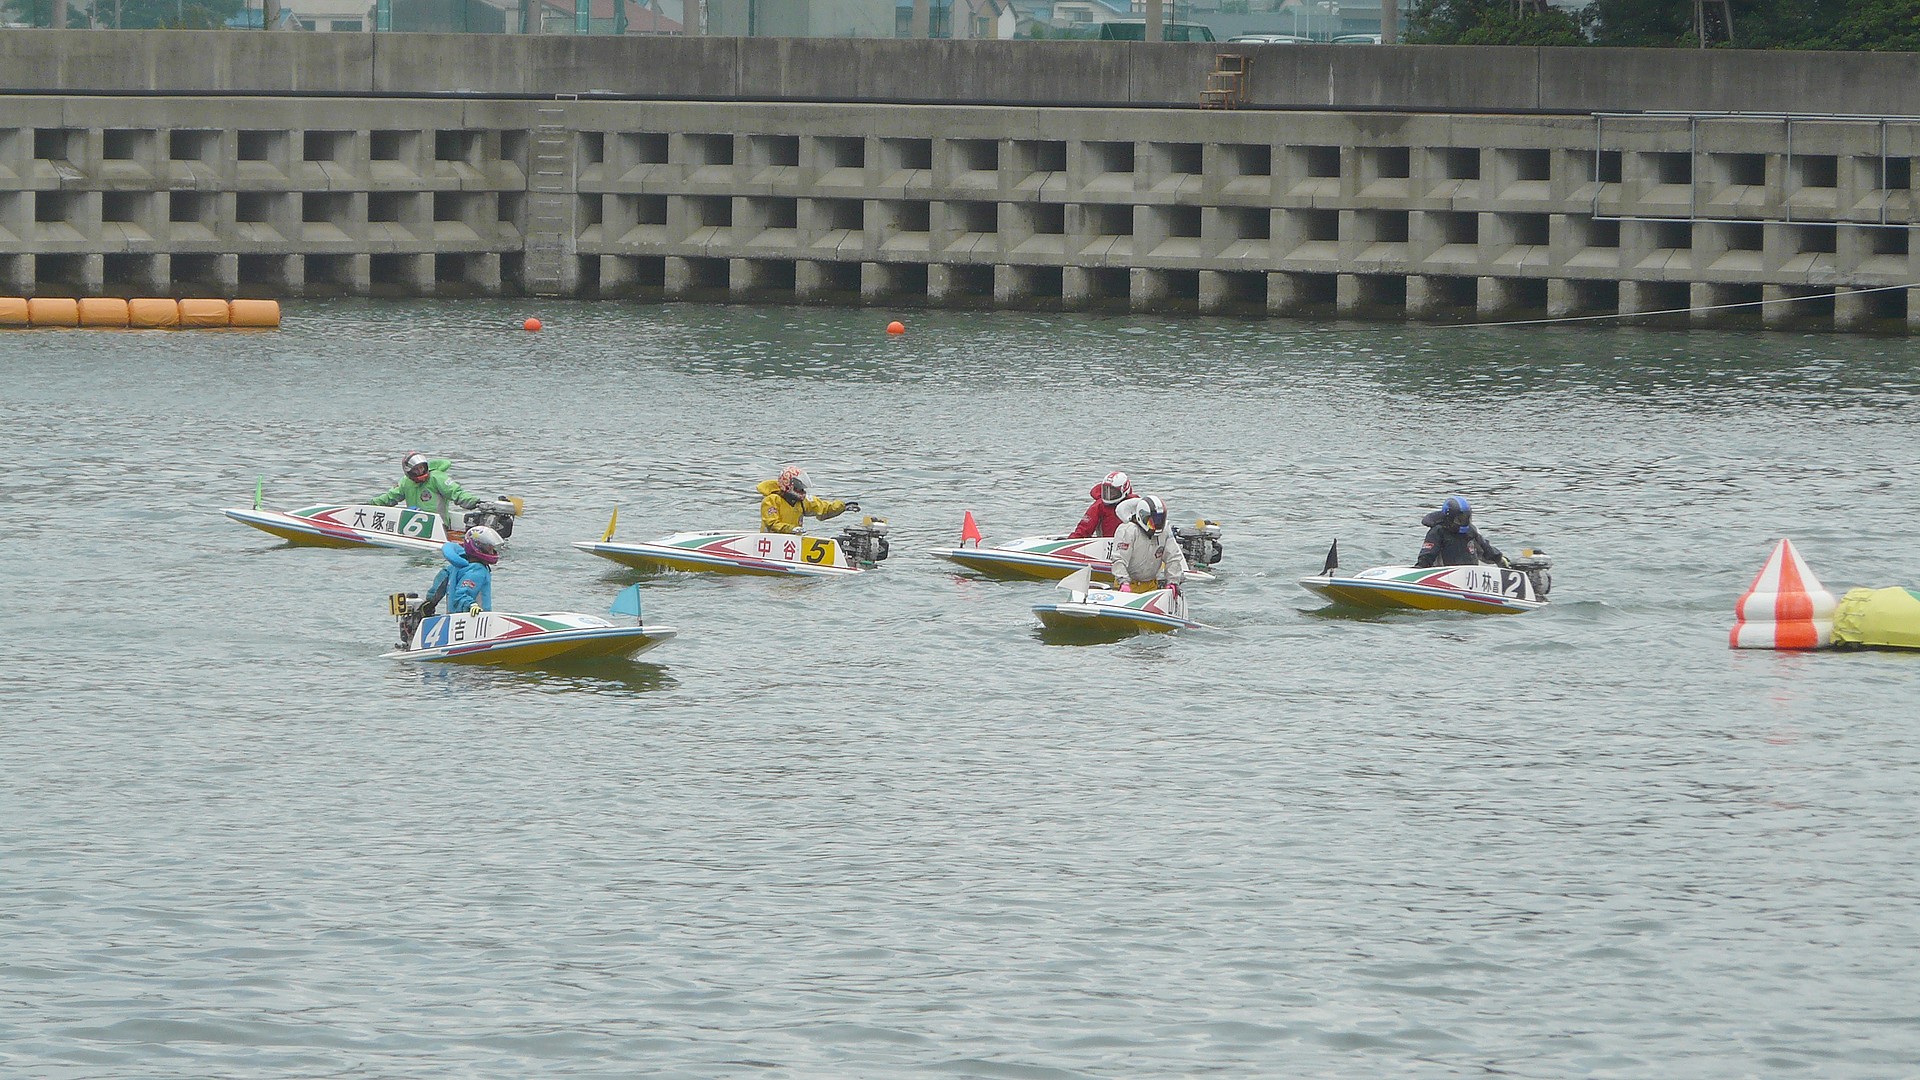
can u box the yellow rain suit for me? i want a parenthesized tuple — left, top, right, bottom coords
(758, 479, 848, 534)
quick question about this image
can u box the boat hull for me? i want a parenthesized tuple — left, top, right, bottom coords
(385, 610, 677, 665)
(934, 536, 1216, 584)
(575, 531, 864, 578)
(1033, 586, 1198, 635)
(225, 504, 449, 553)
(1299, 564, 1546, 615)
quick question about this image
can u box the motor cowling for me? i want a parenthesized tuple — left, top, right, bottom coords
(463, 497, 517, 540)
(1174, 520, 1224, 571)
(1509, 551, 1551, 599)
(836, 517, 891, 568)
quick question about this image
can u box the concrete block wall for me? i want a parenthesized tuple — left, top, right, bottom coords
(2, 95, 1916, 330)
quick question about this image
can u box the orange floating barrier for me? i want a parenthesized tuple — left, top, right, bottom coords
(77, 297, 130, 327)
(128, 298, 181, 328)
(228, 299, 281, 328)
(27, 297, 79, 327)
(1730, 538, 1836, 650)
(0, 297, 27, 326)
(177, 298, 231, 328)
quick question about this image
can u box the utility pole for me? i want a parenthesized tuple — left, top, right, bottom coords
(1146, 0, 1162, 41)
(1380, 0, 1396, 44)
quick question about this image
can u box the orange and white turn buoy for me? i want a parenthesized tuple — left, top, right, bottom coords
(1730, 538, 1836, 650)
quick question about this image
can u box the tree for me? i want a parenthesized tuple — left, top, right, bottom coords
(1404, 0, 1591, 45)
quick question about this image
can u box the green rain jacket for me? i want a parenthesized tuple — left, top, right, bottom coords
(371, 459, 477, 528)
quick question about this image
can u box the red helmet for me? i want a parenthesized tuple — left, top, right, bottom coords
(403, 452, 431, 482)
(1099, 471, 1132, 506)
(777, 465, 811, 497)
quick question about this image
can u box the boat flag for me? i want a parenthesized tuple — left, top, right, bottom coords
(1058, 566, 1093, 601)
(960, 510, 983, 548)
(1320, 540, 1339, 576)
(253, 477, 263, 510)
(609, 583, 644, 619)
(1730, 538, 1836, 650)
(601, 507, 618, 542)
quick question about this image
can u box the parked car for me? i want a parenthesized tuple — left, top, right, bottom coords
(1229, 33, 1311, 44)
(1333, 33, 1383, 43)
(1075, 19, 1218, 41)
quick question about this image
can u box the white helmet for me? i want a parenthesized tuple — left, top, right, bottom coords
(463, 525, 503, 564)
(1099, 471, 1132, 506)
(1130, 494, 1168, 533)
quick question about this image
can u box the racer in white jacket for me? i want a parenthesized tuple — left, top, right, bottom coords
(1109, 495, 1187, 592)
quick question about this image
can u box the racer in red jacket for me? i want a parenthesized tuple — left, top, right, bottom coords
(1067, 471, 1133, 539)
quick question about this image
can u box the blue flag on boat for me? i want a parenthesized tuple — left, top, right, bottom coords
(609, 584, 644, 618)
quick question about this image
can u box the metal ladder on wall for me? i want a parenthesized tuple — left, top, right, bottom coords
(522, 99, 577, 296)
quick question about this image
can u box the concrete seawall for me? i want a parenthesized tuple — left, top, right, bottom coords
(2, 33, 1917, 330)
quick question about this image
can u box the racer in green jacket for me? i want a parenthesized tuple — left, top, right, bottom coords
(372, 452, 479, 529)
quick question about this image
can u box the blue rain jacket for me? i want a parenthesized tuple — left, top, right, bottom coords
(429, 541, 493, 613)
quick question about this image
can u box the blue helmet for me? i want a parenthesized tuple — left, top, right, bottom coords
(1442, 496, 1472, 533)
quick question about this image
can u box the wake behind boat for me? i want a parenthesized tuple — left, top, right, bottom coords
(1298, 540, 1552, 615)
(574, 509, 890, 578)
(384, 585, 675, 665)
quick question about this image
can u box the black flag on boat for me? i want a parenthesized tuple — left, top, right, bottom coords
(1320, 540, 1339, 576)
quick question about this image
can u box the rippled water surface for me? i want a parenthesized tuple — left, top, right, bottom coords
(4, 300, 1918, 1077)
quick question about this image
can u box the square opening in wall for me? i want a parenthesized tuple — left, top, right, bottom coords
(758, 197, 798, 229)
(1225, 143, 1272, 178)
(1087, 141, 1135, 175)
(1795, 224, 1836, 253)
(1372, 146, 1411, 180)
(887, 201, 931, 232)
(302, 192, 348, 224)
(951, 201, 997, 234)
(1439, 211, 1478, 245)
(367, 192, 412, 223)
(1794, 154, 1838, 188)
(304, 254, 352, 290)
(303, 131, 350, 163)
(691, 196, 732, 228)
(1365, 210, 1409, 243)
(170, 253, 219, 288)
(33, 128, 78, 161)
(103, 129, 151, 161)
(1871, 226, 1909, 256)
(819, 198, 863, 231)
(883, 138, 933, 171)
(948, 264, 995, 299)
(1717, 153, 1765, 186)
(102, 192, 146, 224)
(1224, 206, 1269, 241)
(371, 130, 417, 161)
(1029, 203, 1065, 235)
(954, 139, 998, 173)
(435, 192, 480, 223)
(577, 195, 603, 228)
(820, 261, 863, 293)
(1884, 157, 1913, 190)
(1649, 220, 1689, 249)
(1166, 205, 1202, 238)
(691, 133, 734, 166)
(579, 132, 605, 165)
(168, 129, 219, 162)
(1437, 147, 1480, 180)
(625, 132, 669, 164)
(1506, 148, 1550, 182)
(1645, 151, 1691, 185)
(435, 130, 481, 164)
(1298, 208, 1338, 241)
(817, 136, 865, 170)
(103, 253, 153, 288)
(1298, 145, 1340, 179)
(1291, 272, 1338, 306)
(236, 192, 279, 224)
(1586, 217, 1620, 247)
(1084, 203, 1133, 236)
(369, 254, 421, 293)
(238, 130, 283, 162)
(1090, 267, 1130, 301)
(623, 194, 666, 225)
(1167, 142, 1203, 175)
(1510, 213, 1550, 246)
(752, 134, 800, 167)
(168, 191, 213, 224)
(1726, 222, 1763, 251)
(1019, 140, 1067, 173)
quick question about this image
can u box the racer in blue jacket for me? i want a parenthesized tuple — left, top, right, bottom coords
(422, 526, 501, 615)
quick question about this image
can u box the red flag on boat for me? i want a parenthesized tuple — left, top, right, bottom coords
(960, 510, 983, 548)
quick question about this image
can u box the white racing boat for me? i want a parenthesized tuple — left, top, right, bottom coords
(384, 585, 676, 665)
(933, 516, 1222, 584)
(224, 485, 520, 554)
(574, 509, 890, 578)
(1297, 541, 1552, 615)
(1032, 567, 1202, 636)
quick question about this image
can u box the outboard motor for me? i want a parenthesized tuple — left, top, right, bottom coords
(389, 592, 430, 650)
(836, 516, 891, 568)
(1509, 550, 1552, 599)
(463, 496, 518, 540)
(1174, 520, 1224, 572)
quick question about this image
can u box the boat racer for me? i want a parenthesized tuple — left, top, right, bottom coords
(758, 465, 856, 534)
(1067, 471, 1134, 539)
(1109, 495, 1188, 592)
(1413, 496, 1511, 568)
(419, 525, 503, 617)
(372, 452, 479, 529)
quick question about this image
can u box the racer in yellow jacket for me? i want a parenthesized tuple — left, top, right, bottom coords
(758, 466, 856, 534)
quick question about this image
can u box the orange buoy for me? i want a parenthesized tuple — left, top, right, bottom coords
(178, 298, 231, 328)
(77, 297, 130, 327)
(128, 298, 181, 328)
(1730, 538, 1836, 650)
(229, 299, 282, 328)
(0, 297, 28, 326)
(524, 317, 543, 332)
(27, 297, 79, 327)
(886, 320, 905, 335)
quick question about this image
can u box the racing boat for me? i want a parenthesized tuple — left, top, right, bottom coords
(224, 482, 520, 554)
(933, 512, 1222, 584)
(573, 508, 890, 578)
(384, 585, 675, 665)
(1297, 540, 1552, 615)
(1032, 567, 1202, 636)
